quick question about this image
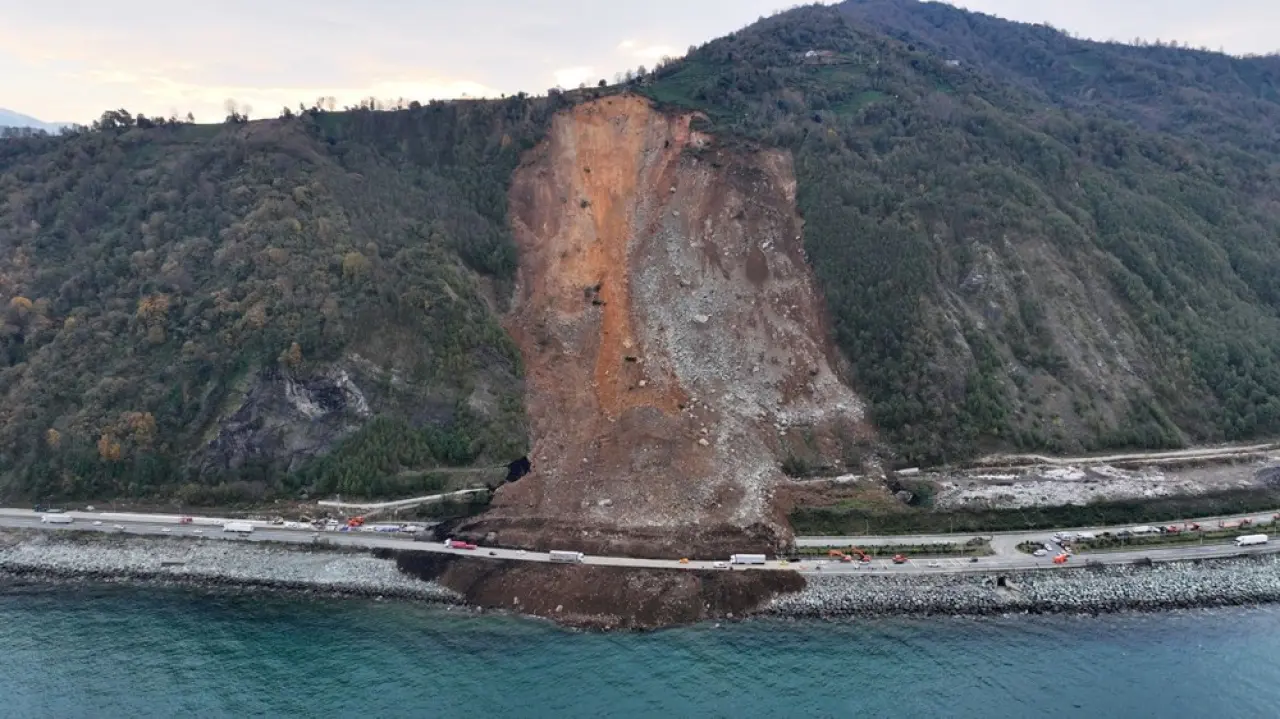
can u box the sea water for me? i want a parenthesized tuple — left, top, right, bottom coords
(2, 583, 1279, 718)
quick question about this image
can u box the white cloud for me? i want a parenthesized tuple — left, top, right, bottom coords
(66, 69, 504, 122)
(617, 40, 684, 63)
(552, 66, 597, 89)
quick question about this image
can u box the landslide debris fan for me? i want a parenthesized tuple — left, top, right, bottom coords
(642, 1, 1280, 466)
(0, 97, 569, 502)
(457, 96, 870, 557)
(4, 0, 1280, 506)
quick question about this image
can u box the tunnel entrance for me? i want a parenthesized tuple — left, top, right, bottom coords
(505, 456, 531, 483)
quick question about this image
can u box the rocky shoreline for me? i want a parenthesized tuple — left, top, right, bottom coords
(764, 555, 1280, 618)
(0, 531, 462, 603)
(6, 531, 1280, 623)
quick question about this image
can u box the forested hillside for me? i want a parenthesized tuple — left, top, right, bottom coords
(4, 0, 1280, 503)
(0, 98, 565, 502)
(643, 1, 1280, 465)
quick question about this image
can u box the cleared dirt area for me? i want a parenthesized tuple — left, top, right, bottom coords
(787, 445, 1280, 536)
(934, 453, 1280, 511)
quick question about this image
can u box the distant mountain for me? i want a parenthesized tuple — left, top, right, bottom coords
(0, 108, 67, 132)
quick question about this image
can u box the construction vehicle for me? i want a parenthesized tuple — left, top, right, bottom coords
(827, 547, 873, 563)
(1053, 553, 1069, 564)
(346, 516, 366, 528)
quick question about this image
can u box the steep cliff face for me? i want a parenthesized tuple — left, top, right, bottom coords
(460, 95, 872, 557)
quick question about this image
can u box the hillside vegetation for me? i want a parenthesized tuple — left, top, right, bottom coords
(643, 1, 1280, 466)
(4, 0, 1280, 503)
(0, 98, 566, 503)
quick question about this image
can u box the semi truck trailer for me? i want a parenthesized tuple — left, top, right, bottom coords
(549, 550, 585, 563)
(222, 522, 254, 534)
(1234, 534, 1268, 547)
(729, 553, 766, 565)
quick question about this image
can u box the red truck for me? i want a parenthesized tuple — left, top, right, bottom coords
(445, 539, 477, 550)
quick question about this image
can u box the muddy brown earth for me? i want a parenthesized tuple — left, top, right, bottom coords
(382, 550, 805, 630)
(457, 94, 873, 559)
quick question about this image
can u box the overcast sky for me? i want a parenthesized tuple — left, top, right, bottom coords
(2, 0, 1276, 124)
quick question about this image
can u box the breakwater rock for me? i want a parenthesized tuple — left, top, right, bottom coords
(0, 532, 461, 602)
(764, 555, 1280, 618)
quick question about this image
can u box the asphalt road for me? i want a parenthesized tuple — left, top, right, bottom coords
(3, 508, 1279, 576)
(796, 509, 1280, 557)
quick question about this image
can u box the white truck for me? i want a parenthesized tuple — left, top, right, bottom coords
(1234, 534, 1268, 547)
(222, 522, 254, 534)
(41, 514, 74, 524)
(730, 553, 766, 565)
(548, 550, 585, 564)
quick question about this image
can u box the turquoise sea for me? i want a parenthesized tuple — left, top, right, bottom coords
(2, 582, 1279, 718)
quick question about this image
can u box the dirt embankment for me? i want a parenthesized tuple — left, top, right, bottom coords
(382, 550, 805, 630)
(458, 94, 871, 558)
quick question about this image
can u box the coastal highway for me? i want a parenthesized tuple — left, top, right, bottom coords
(3, 508, 1280, 576)
(797, 509, 1280, 557)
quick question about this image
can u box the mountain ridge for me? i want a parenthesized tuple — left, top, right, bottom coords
(2, 1, 1280, 527)
(0, 109, 69, 132)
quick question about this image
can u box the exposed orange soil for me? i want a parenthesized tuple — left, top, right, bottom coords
(459, 95, 872, 558)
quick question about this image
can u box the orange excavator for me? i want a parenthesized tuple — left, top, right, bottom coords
(827, 547, 873, 563)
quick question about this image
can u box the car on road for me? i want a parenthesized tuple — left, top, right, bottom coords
(92, 521, 102, 526)
(193, 529, 204, 535)
(1033, 549, 1048, 557)
(713, 561, 729, 569)
(892, 554, 907, 564)
(927, 560, 941, 568)
(112, 524, 125, 531)
(161, 528, 171, 533)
